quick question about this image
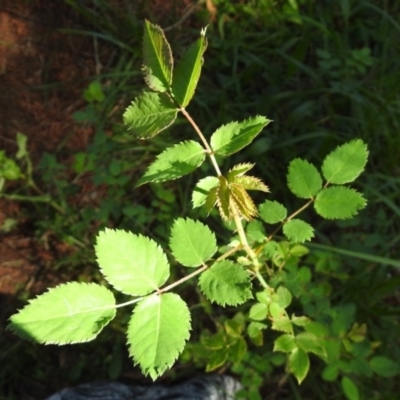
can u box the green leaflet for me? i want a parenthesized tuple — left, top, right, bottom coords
(259, 200, 288, 224)
(199, 260, 253, 306)
(322, 139, 368, 184)
(192, 176, 219, 208)
(127, 293, 191, 380)
(169, 218, 217, 267)
(295, 332, 327, 359)
(370, 356, 400, 377)
(274, 334, 296, 353)
(210, 116, 271, 156)
(341, 376, 360, 400)
(287, 158, 322, 199)
(249, 303, 269, 321)
(142, 20, 173, 92)
(8, 282, 116, 344)
(283, 219, 315, 243)
(123, 91, 177, 139)
(289, 347, 310, 384)
(171, 27, 207, 108)
(314, 186, 367, 219)
(137, 140, 206, 186)
(95, 229, 170, 296)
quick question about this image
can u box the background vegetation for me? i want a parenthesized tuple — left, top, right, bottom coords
(1, 0, 399, 399)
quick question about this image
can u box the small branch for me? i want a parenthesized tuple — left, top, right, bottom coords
(160, 264, 209, 293)
(180, 108, 222, 176)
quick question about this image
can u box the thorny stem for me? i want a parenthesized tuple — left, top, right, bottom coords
(182, 108, 270, 289)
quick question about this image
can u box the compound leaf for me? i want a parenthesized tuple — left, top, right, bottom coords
(210, 116, 271, 156)
(199, 261, 253, 306)
(314, 186, 367, 219)
(142, 20, 173, 92)
(322, 139, 368, 184)
(169, 218, 217, 267)
(287, 159, 322, 199)
(137, 140, 205, 186)
(8, 282, 116, 344)
(192, 176, 219, 208)
(127, 293, 191, 380)
(259, 200, 287, 224)
(283, 219, 314, 243)
(95, 229, 169, 296)
(123, 92, 177, 139)
(171, 27, 207, 107)
(289, 347, 310, 384)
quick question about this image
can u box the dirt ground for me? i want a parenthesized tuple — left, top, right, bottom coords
(0, 0, 202, 398)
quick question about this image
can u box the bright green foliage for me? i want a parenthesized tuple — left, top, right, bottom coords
(0, 150, 22, 181)
(289, 348, 310, 384)
(199, 261, 253, 306)
(137, 140, 205, 186)
(192, 176, 219, 208)
(341, 376, 360, 400)
(172, 27, 207, 107)
(315, 186, 366, 219)
(127, 293, 191, 379)
(210, 116, 271, 156)
(283, 219, 314, 243)
(274, 334, 296, 353)
(287, 159, 322, 199)
(259, 200, 287, 224)
(273, 286, 292, 308)
(142, 20, 173, 92)
(95, 229, 169, 295)
(295, 332, 326, 359)
(123, 92, 177, 139)
(8, 19, 383, 393)
(322, 139, 368, 184)
(169, 218, 217, 267)
(9, 282, 116, 344)
(249, 303, 269, 321)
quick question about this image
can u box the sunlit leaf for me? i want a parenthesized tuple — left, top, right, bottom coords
(192, 176, 219, 208)
(289, 347, 310, 384)
(142, 20, 173, 92)
(314, 186, 367, 219)
(171, 27, 207, 107)
(169, 218, 217, 267)
(274, 334, 296, 353)
(287, 159, 322, 199)
(95, 229, 169, 295)
(259, 200, 287, 224)
(8, 282, 116, 344)
(210, 116, 271, 156)
(127, 293, 191, 380)
(199, 261, 253, 306)
(322, 139, 368, 184)
(283, 219, 314, 243)
(123, 92, 177, 139)
(137, 140, 205, 186)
